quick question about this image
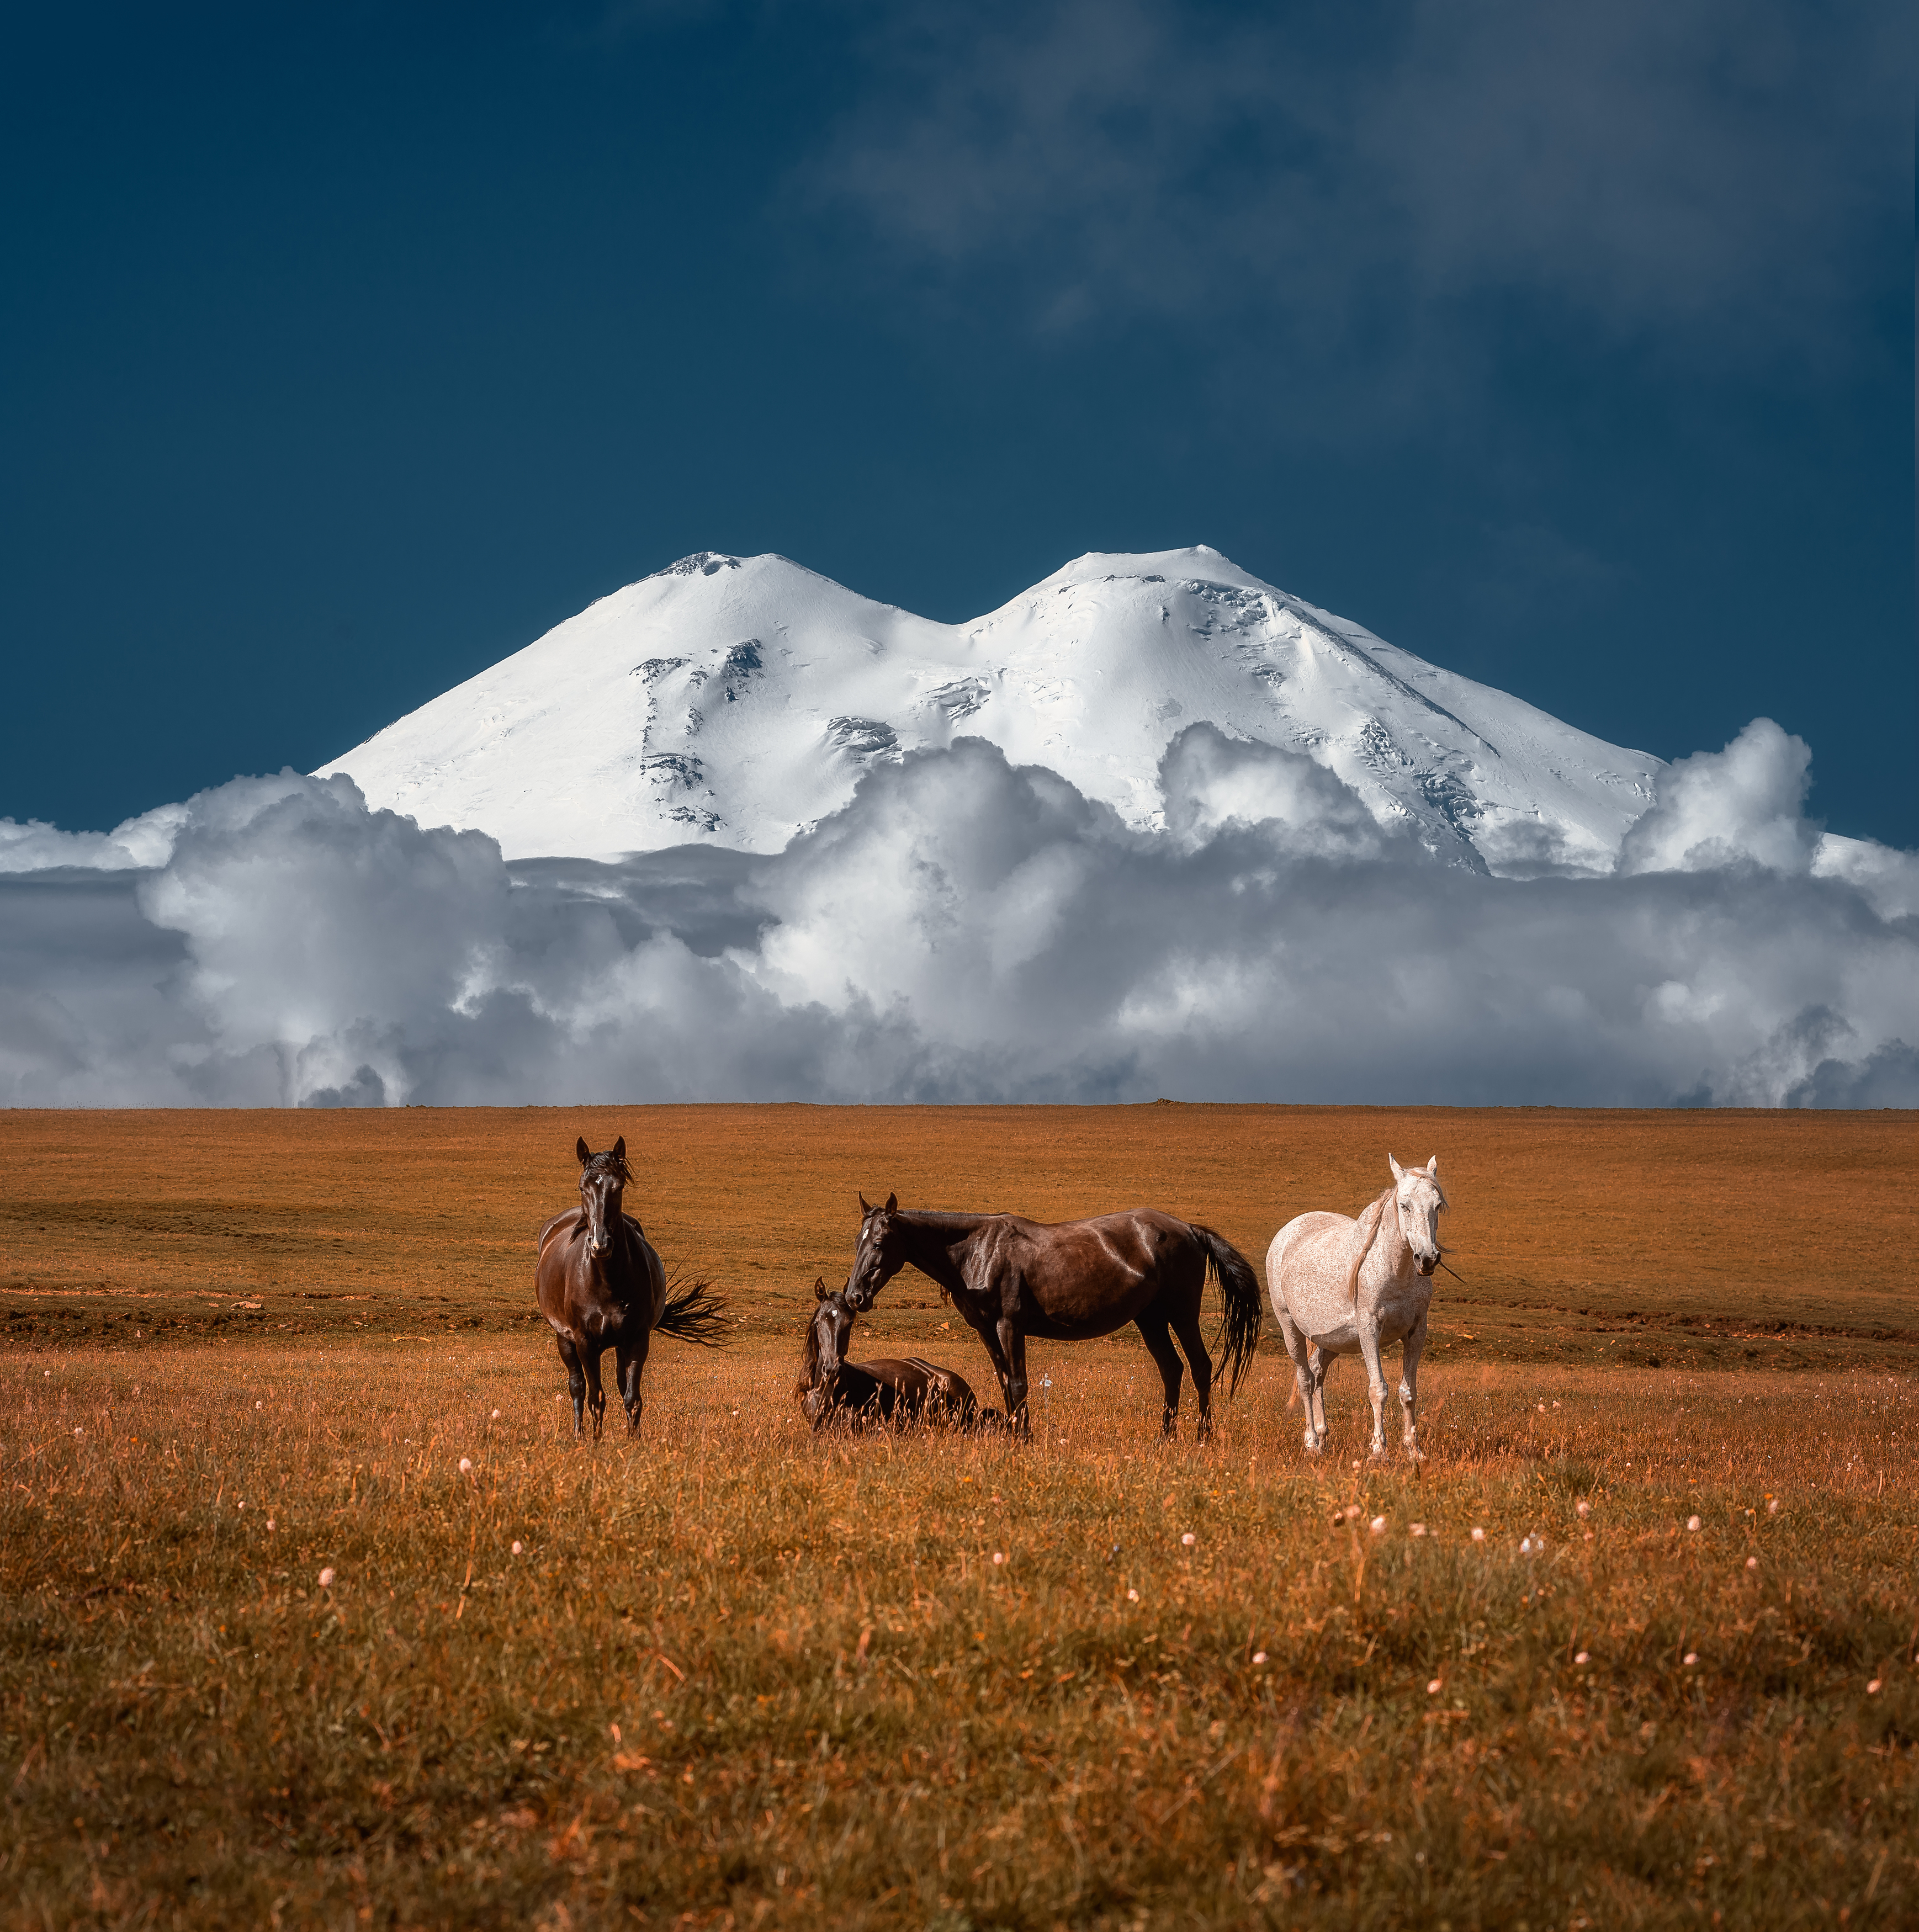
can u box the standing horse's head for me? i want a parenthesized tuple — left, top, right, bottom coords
(843, 1192, 903, 1313)
(575, 1135, 631, 1259)
(1388, 1154, 1446, 1277)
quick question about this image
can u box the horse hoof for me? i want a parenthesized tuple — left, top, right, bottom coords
(1302, 1436, 1322, 1455)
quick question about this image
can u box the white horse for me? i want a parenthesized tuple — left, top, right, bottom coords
(1265, 1155, 1448, 1459)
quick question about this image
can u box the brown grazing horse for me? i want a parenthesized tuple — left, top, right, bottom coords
(796, 1281, 984, 1431)
(534, 1137, 727, 1439)
(842, 1195, 1263, 1439)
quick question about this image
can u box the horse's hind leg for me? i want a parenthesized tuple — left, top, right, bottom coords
(1168, 1303, 1216, 1445)
(1135, 1312, 1185, 1439)
(556, 1333, 588, 1440)
(1307, 1343, 1331, 1448)
(1275, 1309, 1322, 1452)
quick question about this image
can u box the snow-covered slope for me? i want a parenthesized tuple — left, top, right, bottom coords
(316, 546, 1663, 873)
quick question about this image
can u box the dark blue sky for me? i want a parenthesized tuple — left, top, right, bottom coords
(4, 1, 1912, 845)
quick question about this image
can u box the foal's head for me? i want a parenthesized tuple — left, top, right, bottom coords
(800, 1277, 857, 1392)
(1387, 1154, 1446, 1277)
(843, 1192, 902, 1313)
(574, 1135, 632, 1259)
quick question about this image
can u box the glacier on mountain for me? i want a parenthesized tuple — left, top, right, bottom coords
(312, 547, 1664, 874)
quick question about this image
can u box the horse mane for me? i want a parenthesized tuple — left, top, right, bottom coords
(584, 1148, 633, 1183)
(1344, 1188, 1394, 1305)
(797, 1298, 827, 1396)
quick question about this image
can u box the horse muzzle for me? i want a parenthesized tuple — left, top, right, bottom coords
(1416, 1256, 1438, 1278)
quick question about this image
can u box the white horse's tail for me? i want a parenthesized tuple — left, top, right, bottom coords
(1344, 1189, 1393, 1305)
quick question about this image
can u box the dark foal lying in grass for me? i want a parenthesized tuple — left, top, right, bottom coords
(796, 1280, 998, 1431)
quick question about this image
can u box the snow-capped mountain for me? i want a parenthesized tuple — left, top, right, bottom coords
(315, 546, 1663, 874)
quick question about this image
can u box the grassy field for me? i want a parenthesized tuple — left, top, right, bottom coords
(2, 1106, 1916, 1929)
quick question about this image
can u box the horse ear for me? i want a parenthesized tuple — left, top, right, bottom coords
(612, 1135, 625, 1164)
(576, 1137, 591, 1164)
(885, 1192, 897, 1213)
(1388, 1154, 1404, 1182)
(858, 1192, 871, 1214)
(814, 1277, 828, 1301)
(1425, 1155, 1438, 1175)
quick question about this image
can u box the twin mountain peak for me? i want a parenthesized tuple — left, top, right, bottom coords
(315, 546, 1661, 875)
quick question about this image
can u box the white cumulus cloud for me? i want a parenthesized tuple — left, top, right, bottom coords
(0, 723, 1912, 1110)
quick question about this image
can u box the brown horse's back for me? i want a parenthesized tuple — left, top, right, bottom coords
(973, 1207, 1203, 1339)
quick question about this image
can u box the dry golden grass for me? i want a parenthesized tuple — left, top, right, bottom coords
(2, 1106, 1915, 1928)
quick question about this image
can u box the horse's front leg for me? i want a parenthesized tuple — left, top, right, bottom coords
(583, 1345, 609, 1442)
(614, 1334, 648, 1436)
(1307, 1342, 1331, 1448)
(556, 1333, 589, 1439)
(1398, 1307, 1429, 1461)
(1356, 1320, 1390, 1459)
(996, 1319, 1032, 1436)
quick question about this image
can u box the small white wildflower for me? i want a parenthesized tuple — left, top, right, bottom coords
(992, 1551, 1005, 1565)
(1768, 1499, 1780, 1515)
(1410, 1523, 1427, 1537)
(1369, 1516, 1386, 1536)
(255, 1400, 263, 1410)
(1683, 1652, 1698, 1666)
(511, 1541, 523, 1556)
(459, 1457, 473, 1474)
(490, 1409, 501, 1421)
(1576, 1500, 1591, 1518)
(318, 1568, 336, 1589)
(1426, 1679, 1441, 1695)
(1520, 1536, 1533, 1553)
(1252, 1652, 1268, 1665)
(1471, 1527, 1486, 1542)
(1127, 1588, 1139, 1602)
(1746, 1557, 1758, 1570)
(1687, 1515, 1701, 1531)
(1575, 1651, 1590, 1665)
(1180, 1532, 1196, 1547)
(266, 1519, 275, 1531)
(1868, 1679, 1883, 1695)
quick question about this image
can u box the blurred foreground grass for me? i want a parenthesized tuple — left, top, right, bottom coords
(3, 1335, 1915, 1930)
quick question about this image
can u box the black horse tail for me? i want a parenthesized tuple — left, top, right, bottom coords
(1191, 1225, 1265, 1398)
(655, 1276, 731, 1349)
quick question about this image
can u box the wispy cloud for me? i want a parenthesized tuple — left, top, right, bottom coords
(806, 0, 1908, 369)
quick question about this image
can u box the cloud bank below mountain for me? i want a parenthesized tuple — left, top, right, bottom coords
(2, 719, 1913, 1110)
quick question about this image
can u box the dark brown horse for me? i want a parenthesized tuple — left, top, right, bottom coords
(796, 1280, 984, 1431)
(842, 1195, 1262, 1439)
(535, 1136, 727, 1439)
